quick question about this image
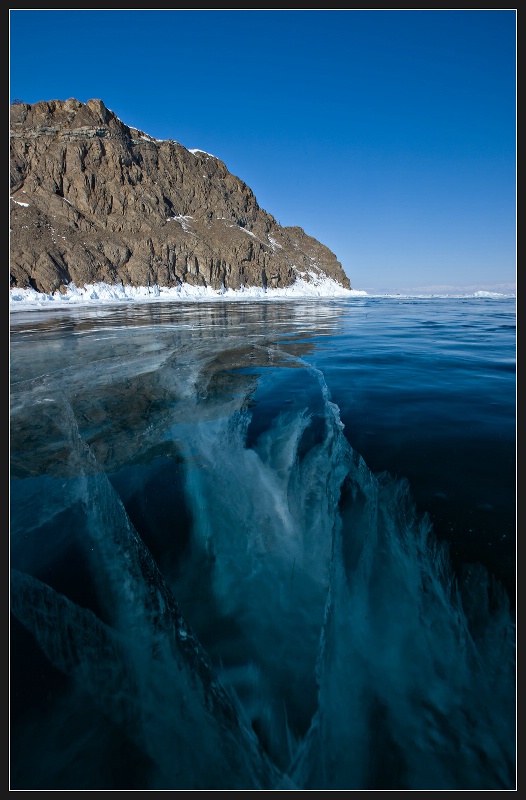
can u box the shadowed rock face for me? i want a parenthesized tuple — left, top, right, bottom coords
(10, 98, 351, 295)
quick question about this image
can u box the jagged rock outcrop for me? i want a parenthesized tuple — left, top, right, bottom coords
(10, 98, 351, 294)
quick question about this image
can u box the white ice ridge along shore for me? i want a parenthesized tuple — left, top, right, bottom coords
(9, 274, 364, 309)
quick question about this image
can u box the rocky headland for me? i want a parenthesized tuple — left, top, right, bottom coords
(10, 98, 351, 295)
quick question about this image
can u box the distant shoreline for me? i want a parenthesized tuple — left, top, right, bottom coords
(9, 280, 515, 311)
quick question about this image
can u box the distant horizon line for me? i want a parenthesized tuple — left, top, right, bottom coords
(355, 281, 516, 294)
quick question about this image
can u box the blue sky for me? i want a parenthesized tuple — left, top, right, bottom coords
(9, 9, 516, 293)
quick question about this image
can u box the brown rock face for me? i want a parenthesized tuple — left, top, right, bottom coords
(10, 98, 351, 294)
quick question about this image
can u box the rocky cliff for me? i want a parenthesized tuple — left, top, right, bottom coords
(10, 98, 351, 295)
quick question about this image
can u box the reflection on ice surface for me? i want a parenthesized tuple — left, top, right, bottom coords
(10, 301, 515, 789)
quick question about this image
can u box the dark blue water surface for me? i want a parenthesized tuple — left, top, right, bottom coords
(307, 296, 516, 603)
(10, 295, 516, 790)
